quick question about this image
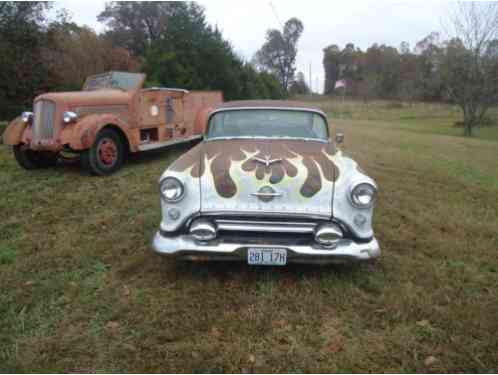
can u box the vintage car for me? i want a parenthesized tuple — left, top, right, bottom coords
(151, 101, 380, 265)
(2, 71, 223, 175)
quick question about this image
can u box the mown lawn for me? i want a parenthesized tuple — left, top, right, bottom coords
(1, 101, 497, 373)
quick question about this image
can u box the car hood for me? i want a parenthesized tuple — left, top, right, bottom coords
(35, 89, 132, 107)
(169, 139, 339, 218)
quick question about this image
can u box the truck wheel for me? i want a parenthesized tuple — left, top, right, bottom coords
(13, 144, 58, 170)
(80, 128, 125, 176)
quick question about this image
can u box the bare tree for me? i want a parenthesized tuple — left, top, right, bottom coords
(441, 2, 498, 136)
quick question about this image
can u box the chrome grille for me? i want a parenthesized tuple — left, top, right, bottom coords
(214, 219, 318, 234)
(32, 100, 56, 140)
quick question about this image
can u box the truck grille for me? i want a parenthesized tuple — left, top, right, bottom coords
(32, 100, 56, 140)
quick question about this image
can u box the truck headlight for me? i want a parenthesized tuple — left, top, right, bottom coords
(63, 111, 78, 124)
(350, 183, 377, 208)
(160, 177, 185, 202)
(21, 111, 33, 124)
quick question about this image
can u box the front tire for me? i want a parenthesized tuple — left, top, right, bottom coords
(80, 128, 125, 176)
(13, 145, 58, 170)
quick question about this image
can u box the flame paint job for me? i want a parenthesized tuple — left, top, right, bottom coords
(170, 139, 339, 199)
(158, 102, 378, 242)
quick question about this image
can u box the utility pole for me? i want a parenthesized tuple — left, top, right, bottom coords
(309, 62, 312, 98)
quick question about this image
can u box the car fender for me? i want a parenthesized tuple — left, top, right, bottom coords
(2, 117, 28, 146)
(60, 114, 137, 152)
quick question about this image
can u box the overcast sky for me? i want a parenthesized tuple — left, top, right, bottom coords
(54, 0, 450, 93)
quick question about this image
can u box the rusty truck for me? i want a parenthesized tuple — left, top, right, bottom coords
(2, 71, 223, 175)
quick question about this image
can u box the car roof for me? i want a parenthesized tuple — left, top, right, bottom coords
(214, 100, 325, 114)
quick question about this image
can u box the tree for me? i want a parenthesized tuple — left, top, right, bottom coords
(98, 1, 192, 57)
(441, 2, 498, 136)
(289, 71, 310, 96)
(414, 32, 444, 101)
(323, 45, 341, 95)
(44, 20, 140, 91)
(254, 18, 304, 92)
(0, 2, 51, 119)
(357, 74, 379, 104)
(398, 46, 422, 104)
(399, 41, 411, 55)
(99, 1, 282, 101)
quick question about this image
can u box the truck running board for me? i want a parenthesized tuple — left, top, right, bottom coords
(137, 135, 203, 152)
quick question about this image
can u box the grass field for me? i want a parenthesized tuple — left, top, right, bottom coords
(1, 100, 497, 373)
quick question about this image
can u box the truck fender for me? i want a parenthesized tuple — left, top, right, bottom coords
(2, 117, 27, 146)
(61, 114, 136, 152)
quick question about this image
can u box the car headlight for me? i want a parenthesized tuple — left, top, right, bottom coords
(160, 177, 185, 202)
(63, 111, 78, 124)
(350, 183, 377, 208)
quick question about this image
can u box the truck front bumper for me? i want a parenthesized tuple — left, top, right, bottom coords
(151, 231, 380, 265)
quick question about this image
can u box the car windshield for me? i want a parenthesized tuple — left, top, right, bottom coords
(83, 72, 143, 91)
(206, 109, 329, 141)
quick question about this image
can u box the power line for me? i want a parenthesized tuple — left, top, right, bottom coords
(268, 1, 284, 29)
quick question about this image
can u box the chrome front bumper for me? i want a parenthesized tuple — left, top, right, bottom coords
(151, 232, 380, 264)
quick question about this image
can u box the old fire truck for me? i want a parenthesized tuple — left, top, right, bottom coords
(2, 71, 223, 175)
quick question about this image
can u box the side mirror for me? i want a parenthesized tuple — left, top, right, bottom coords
(335, 132, 344, 144)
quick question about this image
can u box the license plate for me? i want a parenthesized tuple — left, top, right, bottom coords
(247, 248, 287, 266)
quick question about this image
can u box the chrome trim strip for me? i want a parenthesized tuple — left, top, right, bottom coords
(250, 192, 283, 198)
(138, 135, 202, 151)
(209, 106, 327, 118)
(205, 136, 329, 143)
(215, 219, 317, 234)
(200, 211, 332, 220)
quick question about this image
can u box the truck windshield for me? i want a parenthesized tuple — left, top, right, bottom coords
(83, 72, 143, 91)
(206, 109, 329, 141)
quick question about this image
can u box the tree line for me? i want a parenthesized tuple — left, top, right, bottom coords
(323, 3, 498, 136)
(2, 2, 496, 136)
(0, 1, 287, 120)
(323, 37, 442, 103)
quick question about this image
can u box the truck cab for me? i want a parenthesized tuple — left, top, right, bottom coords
(2, 71, 223, 175)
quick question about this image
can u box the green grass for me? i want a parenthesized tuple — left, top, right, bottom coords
(305, 97, 498, 142)
(1, 100, 497, 372)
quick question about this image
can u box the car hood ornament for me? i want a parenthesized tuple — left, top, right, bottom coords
(251, 154, 282, 168)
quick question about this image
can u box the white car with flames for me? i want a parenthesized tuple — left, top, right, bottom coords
(152, 101, 380, 265)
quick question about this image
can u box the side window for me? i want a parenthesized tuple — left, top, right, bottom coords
(208, 113, 224, 137)
(311, 114, 328, 139)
